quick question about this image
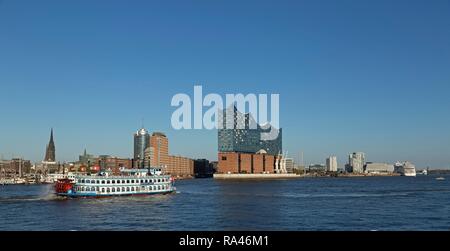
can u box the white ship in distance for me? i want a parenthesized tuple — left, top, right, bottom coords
(394, 161, 417, 177)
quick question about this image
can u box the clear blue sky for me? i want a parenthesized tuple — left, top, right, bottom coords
(1, 0, 449, 168)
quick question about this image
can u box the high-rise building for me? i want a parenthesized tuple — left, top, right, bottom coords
(218, 106, 282, 155)
(44, 128, 56, 162)
(133, 128, 150, 168)
(131, 130, 194, 176)
(326, 156, 338, 172)
(150, 132, 169, 167)
(348, 152, 365, 173)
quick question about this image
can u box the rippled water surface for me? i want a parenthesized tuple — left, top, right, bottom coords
(1, 175, 449, 230)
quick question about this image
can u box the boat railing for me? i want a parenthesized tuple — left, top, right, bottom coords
(75, 174, 172, 179)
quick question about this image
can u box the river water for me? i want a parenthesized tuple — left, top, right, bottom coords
(0, 175, 449, 230)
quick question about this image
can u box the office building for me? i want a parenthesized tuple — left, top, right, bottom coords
(131, 130, 194, 177)
(150, 132, 169, 167)
(134, 128, 150, 168)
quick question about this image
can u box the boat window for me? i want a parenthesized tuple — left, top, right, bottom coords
(122, 187, 125, 192)
(127, 187, 130, 192)
(107, 180, 110, 184)
(122, 180, 125, 184)
(112, 180, 116, 184)
(102, 180, 105, 184)
(96, 187, 99, 192)
(117, 180, 121, 184)
(127, 180, 130, 184)
(106, 188, 110, 193)
(112, 188, 115, 192)
(102, 188, 105, 193)
(131, 187, 135, 191)
(149, 186, 153, 191)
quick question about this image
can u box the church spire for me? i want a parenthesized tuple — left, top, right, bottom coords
(44, 128, 56, 162)
(50, 128, 54, 143)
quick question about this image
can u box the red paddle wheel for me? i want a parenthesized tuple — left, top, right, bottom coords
(55, 178, 74, 194)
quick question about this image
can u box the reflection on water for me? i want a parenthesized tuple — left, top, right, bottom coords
(0, 175, 449, 230)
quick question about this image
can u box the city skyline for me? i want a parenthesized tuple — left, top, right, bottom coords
(1, 0, 450, 168)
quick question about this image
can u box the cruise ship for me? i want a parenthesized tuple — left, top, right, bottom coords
(394, 161, 417, 177)
(55, 168, 176, 197)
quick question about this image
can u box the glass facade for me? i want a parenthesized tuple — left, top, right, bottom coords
(134, 128, 150, 168)
(218, 106, 282, 155)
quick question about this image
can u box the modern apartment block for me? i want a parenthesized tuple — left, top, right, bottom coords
(326, 156, 338, 172)
(348, 152, 365, 173)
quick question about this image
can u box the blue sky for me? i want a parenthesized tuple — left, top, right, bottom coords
(1, 0, 449, 168)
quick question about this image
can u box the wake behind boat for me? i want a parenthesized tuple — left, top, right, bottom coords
(55, 168, 176, 198)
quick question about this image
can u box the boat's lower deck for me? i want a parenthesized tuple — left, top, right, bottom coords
(56, 189, 176, 198)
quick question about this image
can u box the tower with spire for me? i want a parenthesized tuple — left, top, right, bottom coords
(44, 128, 56, 162)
